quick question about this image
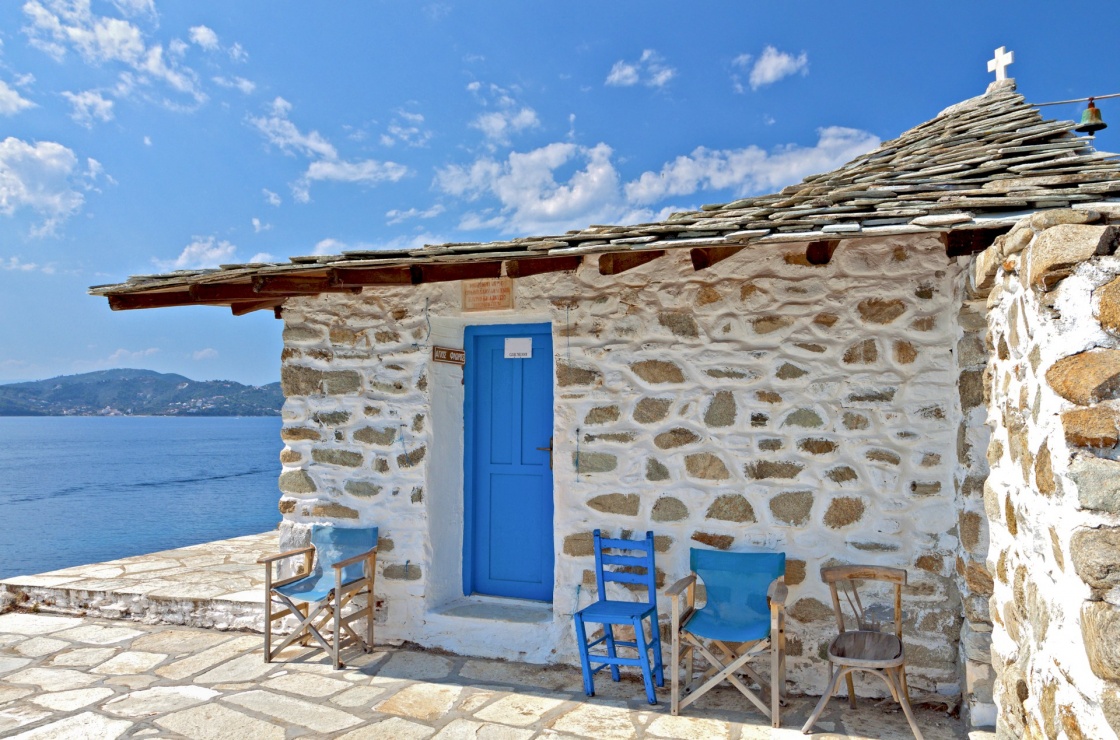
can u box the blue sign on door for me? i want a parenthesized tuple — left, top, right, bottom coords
(463, 323, 555, 601)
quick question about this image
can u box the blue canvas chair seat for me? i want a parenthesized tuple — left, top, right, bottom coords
(258, 525, 378, 669)
(668, 548, 787, 727)
(573, 530, 665, 704)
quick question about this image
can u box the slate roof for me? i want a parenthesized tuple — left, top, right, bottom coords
(91, 80, 1120, 308)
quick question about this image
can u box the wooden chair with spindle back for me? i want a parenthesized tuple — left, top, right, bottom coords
(801, 564, 923, 740)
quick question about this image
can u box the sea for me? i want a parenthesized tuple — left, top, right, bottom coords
(0, 416, 282, 580)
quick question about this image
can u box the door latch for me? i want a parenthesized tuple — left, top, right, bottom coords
(536, 437, 554, 469)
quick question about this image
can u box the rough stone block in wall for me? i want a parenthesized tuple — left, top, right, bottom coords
(982, 214, 1120, 738)
(272, 235, 970, 705)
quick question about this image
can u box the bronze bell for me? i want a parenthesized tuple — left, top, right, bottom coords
(1076, 97, 1108, 134)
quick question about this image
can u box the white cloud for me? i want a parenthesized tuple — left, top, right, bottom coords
(0, 80, 36, 116)
(0, 136, 90, 235)
(250, 97, 337, 159)
(436, 142, 634, 234)
(380, 109, 432, 147)
(107, 347, 159, 363)
(605, 49, 676, 88)
(386, 204, 445, 225)
(143, 135, 152, 146)
(156, 236, 237, 270)
(466, 83, 540, 146)
(250, 98, 408, 203)
(213, 75, 255, 94)
(312, 232, 444, 255)
(111, 0, 156, 18)
(263, 188, 281, 206)
(192, 348, 218, 360)
(749, 46, 808, 90)
(251, 217, 271, 233)
(62, 89, 114, 126)
(293, 159, 408, 203)
(2, 256, 41, 272)
(435, 127, 880, 235)
(188, 25, 219, 51)
(248, 251, 275, 263)
(312, 238, 346, 255)
(23, 1, 204, 104)
(228, 43, 247, 62)
(472, 107, 539, 145)
(625, 126, 879, 205)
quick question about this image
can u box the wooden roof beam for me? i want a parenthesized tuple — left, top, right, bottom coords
(188, 283, 262, 302)
(231, 299, 285, 316)
(252, 274, 360, 295)
(108, 291, 197, 311)
(504, 255, 583, 279)
(330, 265, 414, 287)
(943, 227, 1011, 257)
(410, 261, 502, 283)
(598, 250, 666, 275)
(806, 240, 840, 265)
(690, 246, 745, 272)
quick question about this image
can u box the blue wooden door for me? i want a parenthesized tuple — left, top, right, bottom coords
(464, 324, 554, 601)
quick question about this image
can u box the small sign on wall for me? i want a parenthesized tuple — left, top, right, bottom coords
(504, 337, 532, 359)
(432, 346, 466, 365)
(462, 277, 513, 312)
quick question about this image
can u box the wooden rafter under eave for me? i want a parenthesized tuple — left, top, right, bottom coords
(411, 261, 502, 283)
(108, 290, 197, 311)
(598, 250, 665, 275)
(690, 246, 745, 272)
(330, 265, 414, 287)
(253, 274, 360, 294)
(231, 299, 285, 316)
(504, 255, 583, 278)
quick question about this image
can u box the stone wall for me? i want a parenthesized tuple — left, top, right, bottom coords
(955, 277, 997, 727)
(275, 234, 969, 706)
(975, 208, 1120, 739)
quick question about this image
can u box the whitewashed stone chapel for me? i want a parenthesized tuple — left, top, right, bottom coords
(93, 60, 1120, 736)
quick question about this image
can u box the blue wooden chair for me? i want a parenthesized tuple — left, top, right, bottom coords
(258, 524, 378, 669)
(667, 548, 787, 727)
(573, 529, 665, 704)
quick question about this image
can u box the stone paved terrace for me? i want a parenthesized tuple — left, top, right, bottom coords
(0, 611, 989, 739)
(0, 537, 993, 739)
(0, 533, 273, 632)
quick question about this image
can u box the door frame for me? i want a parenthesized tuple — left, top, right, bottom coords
(461, 322, 554, 599)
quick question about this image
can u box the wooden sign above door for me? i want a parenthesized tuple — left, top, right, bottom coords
(462, 277, 513, 312)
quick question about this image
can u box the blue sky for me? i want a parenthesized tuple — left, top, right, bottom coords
(0, 1, 1116, 386)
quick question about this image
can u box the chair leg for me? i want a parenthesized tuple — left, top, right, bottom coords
(771, 638, 780, 728)
(263, 594, 272, 663)
(802, 663, 844, 735)
(573, 614, 595, 697)
(633, 617, 657, 705)
(646, 615, 664, 688)
(887, 668, 925, 740)
(845, 672, 857, 709)
(671, 628, 681, 716)
(604, 625, 621, 682)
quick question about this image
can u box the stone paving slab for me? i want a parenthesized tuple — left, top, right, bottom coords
(0, 533, 275, 632)
(0, 611, 990, 739)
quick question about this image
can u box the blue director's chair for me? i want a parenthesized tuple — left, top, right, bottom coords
(668, 548, 787, 726)
(573, 529, 665, 704)
(258, 524, 378, 669)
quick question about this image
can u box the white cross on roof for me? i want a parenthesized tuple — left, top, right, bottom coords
(988, 46, 1014, 81)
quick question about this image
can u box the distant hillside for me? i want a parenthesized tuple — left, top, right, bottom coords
(0, 369, 283, 416)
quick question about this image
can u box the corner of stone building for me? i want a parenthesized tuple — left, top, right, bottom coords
(968, 207, 1120, 738)
(953, 248, 998, 728)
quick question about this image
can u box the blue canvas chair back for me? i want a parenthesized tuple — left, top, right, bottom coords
(310, 525, 378, 584)
(594, 530, 656, 605)
(689, 548, 785, 643)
